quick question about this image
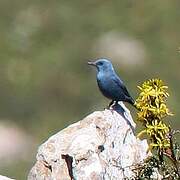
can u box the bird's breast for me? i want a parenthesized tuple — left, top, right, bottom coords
(97, 74, 116, 99)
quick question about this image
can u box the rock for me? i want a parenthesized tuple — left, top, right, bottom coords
(28, 104, 149, 180)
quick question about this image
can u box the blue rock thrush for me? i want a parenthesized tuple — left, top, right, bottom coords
(88, 58, 135, 108)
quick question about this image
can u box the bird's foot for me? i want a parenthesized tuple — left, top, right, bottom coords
(107, 101, 117, 114)
(104, 105, 113, 110)
(104, 104, 114, 114)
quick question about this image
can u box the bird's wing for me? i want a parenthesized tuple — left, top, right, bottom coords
(112, 76, 132, 99)
(121, 83, 132, 98)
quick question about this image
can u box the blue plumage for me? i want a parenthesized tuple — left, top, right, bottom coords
(88, 58, 134, 107)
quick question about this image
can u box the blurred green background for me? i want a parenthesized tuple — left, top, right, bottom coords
(0, 0, 179, 179)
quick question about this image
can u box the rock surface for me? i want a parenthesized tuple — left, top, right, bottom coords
(28, 104, 149, 180)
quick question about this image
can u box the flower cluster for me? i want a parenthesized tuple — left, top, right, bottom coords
(135, 79, 172, 150)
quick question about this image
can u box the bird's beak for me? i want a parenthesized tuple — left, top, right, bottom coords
(88, 61, 96, 66)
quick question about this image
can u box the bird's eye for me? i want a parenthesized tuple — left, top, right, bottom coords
(98, 62, 103, 66)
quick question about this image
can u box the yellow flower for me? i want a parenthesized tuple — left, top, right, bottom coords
(136, 78, 172, 150)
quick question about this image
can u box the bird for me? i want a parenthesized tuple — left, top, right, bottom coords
(88, 58, 135, 108)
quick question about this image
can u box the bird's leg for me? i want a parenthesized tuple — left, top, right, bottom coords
(104, 101, 114, 110)
(112, 101, 119, 109)
(108, 100, 114, 109)
(111, 101, 119, 113)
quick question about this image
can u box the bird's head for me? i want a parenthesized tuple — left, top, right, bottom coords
(88, 58, 114, 72)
